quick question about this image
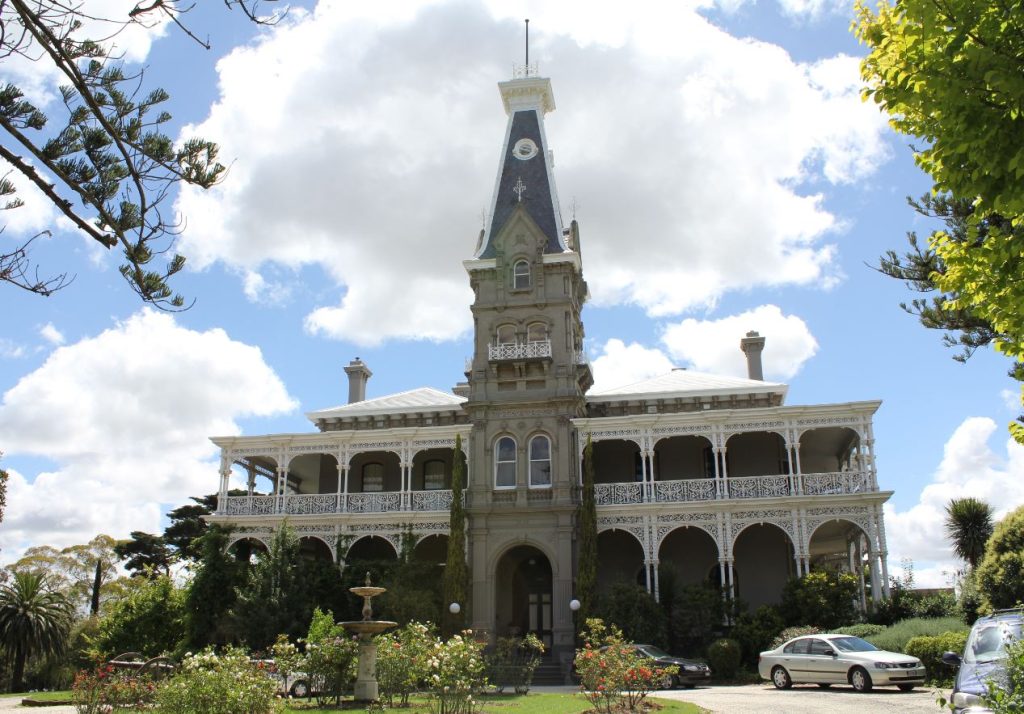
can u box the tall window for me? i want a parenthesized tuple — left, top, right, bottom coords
(424, 460, 445, 491)
(529, 435, 552, 487)
(527, 322, 547, 343)
(513, 260, 530, 289)
(363, 463, 384, 492)
(496, 324, 516, 345)
(495, 437, 517, 488)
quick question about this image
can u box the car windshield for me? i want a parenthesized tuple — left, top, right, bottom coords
(965, 622, 1022, 664)
(639, 646, 669, 658)
(830, 637, 878, 652)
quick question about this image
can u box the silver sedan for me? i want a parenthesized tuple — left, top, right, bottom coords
(758, 634, 926, 692)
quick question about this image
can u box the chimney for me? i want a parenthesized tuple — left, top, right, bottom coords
(344, 358, 372, 403)
(740, 331, 765, 381)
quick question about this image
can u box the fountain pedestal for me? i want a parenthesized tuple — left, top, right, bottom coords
(340, 574, 397, 704)
(353, 641, 379, 701)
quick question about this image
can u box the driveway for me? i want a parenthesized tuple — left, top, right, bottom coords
(652, 682, 945, 713)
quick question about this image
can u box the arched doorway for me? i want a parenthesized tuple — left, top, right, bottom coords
(732, 523, 795, 609)
(495, 545, 553, 648)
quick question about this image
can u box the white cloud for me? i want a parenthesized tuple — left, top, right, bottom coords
(0, 339, 26, 359)
(589, 338, 677, 393)
(1001, 387, 1021, 413)
(38, 323, 64, 346)
(883, 417, 1024, 587)
(660, 304, 818, 380)
(175, 0, 890, 346)
(0, 309, 297, 560)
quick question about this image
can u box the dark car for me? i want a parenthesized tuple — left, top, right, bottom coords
(943, 608, 1023, 713)
(627, 644, 712, 689)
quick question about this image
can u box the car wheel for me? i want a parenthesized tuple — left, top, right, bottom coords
(817, 683, 832, 688)
(289, 680, 309, 698)
(771, 666, 792, 690)
(897, 684, 915, 692)
(849, 667, 873, 693)
(659, 673, 675, 690)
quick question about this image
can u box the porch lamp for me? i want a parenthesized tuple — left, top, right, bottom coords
(569, 599, 580, 612)
(449, 602, 461, 615)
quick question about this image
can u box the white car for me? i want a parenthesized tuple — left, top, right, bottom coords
(758, 634, 926, 692)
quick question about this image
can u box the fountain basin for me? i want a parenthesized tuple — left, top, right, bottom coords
(339, 620, 397, 638)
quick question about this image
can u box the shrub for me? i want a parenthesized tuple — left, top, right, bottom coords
(376, 621, 435, 707)
(594, 583, 669, 649)
(72, 664, 157, 713)
(904, 631, 968, 686)
(770, 625, 821, 650)
(780, 571, 858, 629)
(268, 634, 302, 696)
(866, 617, 968, 654)
(486, 633, 545, 694)
(303, 636, 358, 706)
(423, 630, 487, 714)
(730, 606, 784, 665)
(657, 567, 723, 655)
(154, 648, 281, 714)
(575, 618, 676, 714)
(983, 637, 1024, 712)
(706, 638, 741, 679)
(976, 505, 1024, 611)
(834, 623, 884, 638)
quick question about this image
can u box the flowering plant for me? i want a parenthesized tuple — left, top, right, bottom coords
(153, 647, 281, 714)
(268, 634, 303, 696)
(424, 630, 487, 714)
(375, 621, 436, 707)
(486, 633, 545, 694)
(574, 619, 676, 713)
(72, 663, 157, 713)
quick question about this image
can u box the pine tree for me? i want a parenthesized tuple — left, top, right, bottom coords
(577, 435, 598, 633)
(442, 434, 469, 636)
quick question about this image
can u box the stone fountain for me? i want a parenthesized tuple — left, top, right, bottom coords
(341, 573, 397, 702)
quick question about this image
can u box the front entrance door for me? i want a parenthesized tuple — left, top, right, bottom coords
(495, 545, 553, 648)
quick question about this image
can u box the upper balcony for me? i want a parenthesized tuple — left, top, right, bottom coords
(218, 489, 460, 517)
(488, 339, 552, 361)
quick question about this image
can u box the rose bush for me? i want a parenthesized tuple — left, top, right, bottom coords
(153, 647, 280, 714)
(376, 621, 435, 707)
(486, 633, 545, 694)
(72, 663, 157, 713)
(424, 630, 487, 714)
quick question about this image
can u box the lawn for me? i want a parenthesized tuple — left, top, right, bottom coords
(284, 692, 704, 713)
(0, 689, 74, 703)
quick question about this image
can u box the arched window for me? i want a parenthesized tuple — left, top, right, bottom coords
(513, 260, 530, 290)
(496, 324, 516, 345)
(362, 463, 384, 492)
(495, 437, 517, 488)
(529, 435, 551, 487)
(527, 322, 547, 343)
(424, 460, 445, 491)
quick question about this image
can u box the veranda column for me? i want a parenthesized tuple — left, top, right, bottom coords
(336, 462, 344, 513)
(857, 536, 868, 611)
(784, 433, 797, 496)
(878, 504, 891, 598)
(719, 446, 729, 498)
(865, 422, 878, 489)
(276, 465, 286, 514)
(792, 440, 804, 495)
(652, 558, 661, 602)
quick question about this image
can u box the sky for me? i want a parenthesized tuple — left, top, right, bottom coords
(1, 0, 1022, 588)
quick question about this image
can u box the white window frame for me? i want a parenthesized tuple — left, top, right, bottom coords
(529, 435, 552, 488)
(527, 322, 547, 343)
(513, 260, 531, 290)
(495, 436, 517, 489)
(496, 324, 516, 345)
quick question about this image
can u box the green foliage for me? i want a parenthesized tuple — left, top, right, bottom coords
(375, 621, 436, 707)
(301, 607, 357, 707)
(730, 606, 785, 665)
(113, 531, 171, 578)
(486, 633, 545, 694)
(8, 534, 125, 615)
(658, 568, 724, 656)
(183, 525, 244, 650)
(983, 637, 1024, 712)
(865, 617, 968, 654)
(443, 434, 470, 637)
(958, 570, 985, 624)
(154, 647, 281, 714)
(381, 529, 443, 626)
(577, 436, 598, 632)
(0, 571, 74, 692)
(92, 574, 185, 658)
(0, 464, 8, 525)
(780, 571, 858, 630)
(705, 638, 741, 679)
(976, 505, 1024, 610)
(575, 619, 676, 714)
(946, 498, 995, 570)
(163, 494, 221, 561)
(833, 623, 885, 638)
(770, 626, 821, 650)
(854, 0, 1024, 442)
(72, 663, 157, 713)
(423, 631, 487, 714)
(904, 631, 969, 686)
(594, 582, 668, 650)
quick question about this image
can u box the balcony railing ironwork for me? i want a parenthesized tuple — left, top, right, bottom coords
(487, 340, 552, 361)
(218, 489, 458, 516)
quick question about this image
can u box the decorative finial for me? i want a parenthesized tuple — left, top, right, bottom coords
(364, 571, 372, 586)
(513, 177, 527, 202)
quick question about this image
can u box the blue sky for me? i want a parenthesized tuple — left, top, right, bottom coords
(1, 0, 1021, 587)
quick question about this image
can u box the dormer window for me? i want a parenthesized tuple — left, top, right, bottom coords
(513, 260, 531, 290)
(496, 324, 516, 345)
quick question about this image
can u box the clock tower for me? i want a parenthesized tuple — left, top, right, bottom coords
(462, 69, 592, 657)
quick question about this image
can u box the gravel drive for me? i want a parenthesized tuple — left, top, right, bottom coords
(652, 682, 946, 713)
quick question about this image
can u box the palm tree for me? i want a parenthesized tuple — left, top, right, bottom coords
(944, 497, 995, 570)
(0, 571, 73, 692)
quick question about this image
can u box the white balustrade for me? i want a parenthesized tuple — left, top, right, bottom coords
(654, 479, 717, 502)
(727, 475, 791, 499)
(800, 471, 870, 495)
(595, 482, 643, 505)
(346, 492, 402, 513)
(222, 495, 276, 515)
(592, 472, 874, 506)
(285, 494, 337, 515)
(411, 489, 455, 511)
(487, 340, 552, 361)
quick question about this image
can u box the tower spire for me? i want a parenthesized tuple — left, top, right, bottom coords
(525, 19, 529, 72)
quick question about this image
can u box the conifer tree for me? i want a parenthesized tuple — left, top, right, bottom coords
(442, 434, 469, 636)
(577, 435, 598, 632)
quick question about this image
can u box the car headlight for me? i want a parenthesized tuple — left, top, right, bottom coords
(952, 691, 983, 708)
(683, 665, 700, 672)
(873, 662, 899, 669)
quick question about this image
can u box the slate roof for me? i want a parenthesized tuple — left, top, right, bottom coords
(306, 387, 466, 421)
(588, 369, 788, 402)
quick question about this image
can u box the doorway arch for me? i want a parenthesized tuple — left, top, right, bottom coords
(494, 545, 553, 648)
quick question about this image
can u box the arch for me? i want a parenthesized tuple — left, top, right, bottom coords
(494, 435, 517, 488)
(298, 535, 334, 562)
(348, 451, 401, 492)
(288, 452, 339, 495)
(596, 530, 645, 593)
(512, 259, 531, 290)
(411, 447, 452, 491)
(797, 426, 862, 473)
(652, 434, 715, 481)
(528, 434, 552, 487)
(494, 545, 552, 647)
(526, 322, 548, 343)
(724, 431, 789, 477)
(413, 533, 449, 565)
(588, 439, 641, 485)
(732, 523, 795, 609)
(496, 323, 516, 345)
(658, 526, 720, 586)
(346, 535, 399, 562)
(807, 518, 871, 570)
(227, 536, 269, 563)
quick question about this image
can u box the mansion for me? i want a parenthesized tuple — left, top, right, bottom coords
(208, 69, 892, 660)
